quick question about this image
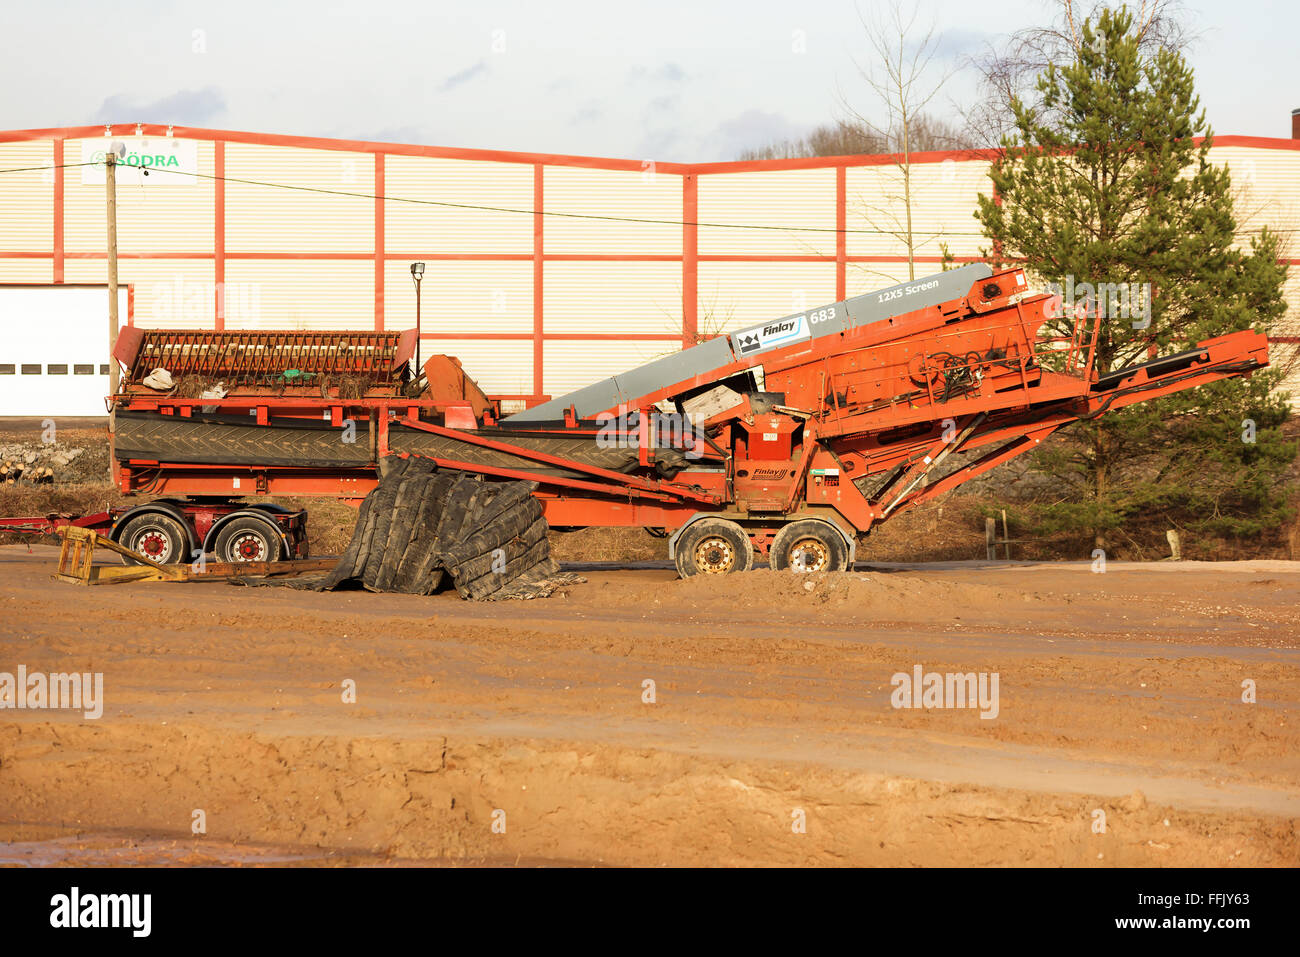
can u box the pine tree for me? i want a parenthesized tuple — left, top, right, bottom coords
(976, 6, 1294, 552)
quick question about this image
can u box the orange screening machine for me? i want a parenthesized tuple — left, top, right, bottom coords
(95, 263, 1267, 577)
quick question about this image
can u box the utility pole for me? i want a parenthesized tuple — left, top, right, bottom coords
(106, 151, 119, 481)
(106, 152, 119, 393)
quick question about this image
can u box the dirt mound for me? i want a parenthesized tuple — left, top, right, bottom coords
(3, 544, 1298, 865)
(666, 567, 1043, 615)
(4, 720, 1294, 866)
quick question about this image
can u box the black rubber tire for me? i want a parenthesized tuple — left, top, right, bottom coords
(674, 519, 754, 578)
(213, 516, 284, 564)
(116, 512, 190, 566)
(771, 520, 850, 573)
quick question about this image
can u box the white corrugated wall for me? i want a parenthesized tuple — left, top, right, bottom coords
(542, 166, 680, 254)
(697, 167, 836, 257)
(63, 139, 216, 254)
(543, 338, 672, 398)
(385, 156, 533, 254)
(427, 338, 536, 396)
(543, 260, 681, 334)
(0, 131, 1296, 403)
(224, 143, 372, 253)
(845, 159, 990, 260)
(0, 141, 53, 250)
(221, 259, 372, 330)
(696, 261, 838, 331)
(64, 258, 216, 328)
(385, 259, 533, 335)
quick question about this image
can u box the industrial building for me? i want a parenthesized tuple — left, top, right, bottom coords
(0, 122, 1297, 415)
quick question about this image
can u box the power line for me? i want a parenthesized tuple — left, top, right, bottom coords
(121, 163, 995, 238)
(0, 159, 985, 236)
(0, 159, 1294, 236)
(0, 162, 98, 174)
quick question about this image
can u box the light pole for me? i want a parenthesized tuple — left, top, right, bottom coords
(410, 262, 425, 375)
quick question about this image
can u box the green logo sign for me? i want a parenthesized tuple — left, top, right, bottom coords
(90, 149, 183, 170)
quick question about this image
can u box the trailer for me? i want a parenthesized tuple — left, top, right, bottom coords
(0, 501, 308, 565)
(40, 262, 1268, 581)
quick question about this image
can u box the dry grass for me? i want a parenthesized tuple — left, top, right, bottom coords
(548, 526, 668, 564)
(273, 496, 359, 556)
(0, 483, 132, 549)
(5, 481, 1294, 565)
(2, 424, 1295, 564)
(0, 485, 362, 557)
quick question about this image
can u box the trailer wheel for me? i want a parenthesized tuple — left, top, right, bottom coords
(213, 516, 284, 564)
(675, 519, 754, 578)
(772, 520, 849, 574)
(117, 513, 189, 565)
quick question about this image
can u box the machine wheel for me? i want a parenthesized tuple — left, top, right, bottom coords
(213, 516, 284, 564)
(675, 519, 754, 578)
(771, 520, 850, 574)
(117, 512, 190, 565)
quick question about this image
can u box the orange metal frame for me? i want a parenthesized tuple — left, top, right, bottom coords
(104, 269, 1270, 547)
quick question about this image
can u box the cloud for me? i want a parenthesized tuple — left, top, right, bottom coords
(627, 62, 688, 85)
(440, 60, 488, 91)
(705, 109, 809, 161)
(571, 102, 605, 125)
(636, 127, 684, 161)
(356, 124, 436, 146)
(94, 87, 226, 125)
(908, 28, 994, 62)
(655, 62, 687, 83)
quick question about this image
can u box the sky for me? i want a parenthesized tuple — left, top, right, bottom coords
(3, 0, 1297, 162)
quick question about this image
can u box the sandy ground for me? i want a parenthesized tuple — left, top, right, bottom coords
(0, 543, 1297, 867)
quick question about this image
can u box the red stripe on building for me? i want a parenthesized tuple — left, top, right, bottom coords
(214, 140, 225, 329)
(0, 125, 696, 174)
(533, 164, 544, 396)
(52, 138, 63, 283)
(386, 252, 531, 261)
(421, 332, 682, 341)
(682, 172, 697, 347)
(374, 152, 385, 331)
(835, 166, 846, 301)
(223, 252, 376, 260)
(1, 124, 1296, 174)
(0, 250, 990, 264)
(542, 253, 681, 262)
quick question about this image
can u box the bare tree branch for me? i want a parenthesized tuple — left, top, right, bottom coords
(962, 0, 1198, 146)
(841, 0, 959, 280)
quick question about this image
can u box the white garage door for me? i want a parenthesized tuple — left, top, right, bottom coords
(0, 285, 129, 417)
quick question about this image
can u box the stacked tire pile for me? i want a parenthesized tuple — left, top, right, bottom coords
(320, 456, 575, 600)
